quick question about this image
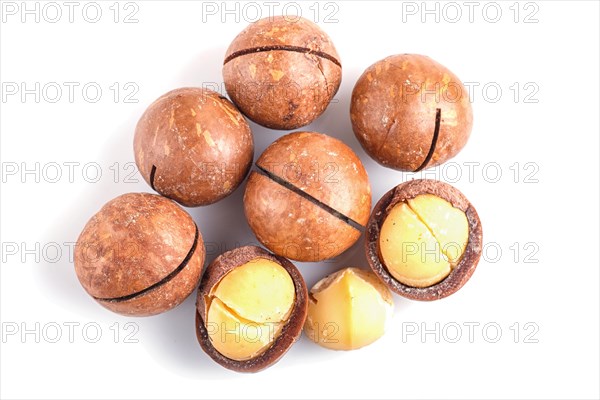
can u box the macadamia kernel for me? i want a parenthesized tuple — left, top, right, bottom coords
(206, 258, 295, 361)
(304, 268, 393, 351)
(379, 194, 468, 288)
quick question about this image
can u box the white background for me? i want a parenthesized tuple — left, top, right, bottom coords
(1, 1, 599, 399)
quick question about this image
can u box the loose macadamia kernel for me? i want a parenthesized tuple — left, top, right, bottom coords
(196, 246, 308, 372)
(379, 194, 468, 288)
(74, 193, 205, 316)
(304, 268, 393, 351)
(206, 258, 295, 361)
(366, 180, 483, 301)
(244, 131, 371, 262)
(134, 87, 254, 207)
(223, 16, 341, 130)
(351, 54, 473, 171)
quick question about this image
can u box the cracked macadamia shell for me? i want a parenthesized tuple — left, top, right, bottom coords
(366, 180, 482, 301)
(244, 131, 371, 262)
(351, 54, 473, 172)
(134, 87, 254, 207)
(196, 246, 308, 373)
(74, 193, 205, 316)
(223, 16, 341, 130)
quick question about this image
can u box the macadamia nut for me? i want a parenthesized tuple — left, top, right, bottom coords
(244, 131, 371, 262)
(74, 193, 205, 316)
(206, 258, 295, 361)
(134, 87, 254, 207)
(379, 194, 468, 288)
(304, 268, 393, 350)
(366, 180, 483, 301)
(223, 16, 341, 130)
(195, 246, 308, 372)
(351, 54, 473, 171)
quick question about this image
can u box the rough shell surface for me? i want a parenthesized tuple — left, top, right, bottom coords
(74, 193, 205, 316)
(351, 54, 473, 171)
(134, 87, 254, 207)
(223, 17, 341, 130)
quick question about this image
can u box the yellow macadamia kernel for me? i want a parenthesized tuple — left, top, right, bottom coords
(206, 258, 295, 361)
(304, 268, 393, 351)
(407, 194, 468, 263)
(207, 298, 284, 361)
(379, 194, 468, 288)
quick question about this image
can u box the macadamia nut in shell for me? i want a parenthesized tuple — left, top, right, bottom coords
(134, 87, 254, 207)
(366, 180, 483, 301)
(196, 246, 308, 373)
(244, 131, 371, 262)
(351, 54, 473, 171)
(223, 16, 341, 130)
(74, 193, 205, 316)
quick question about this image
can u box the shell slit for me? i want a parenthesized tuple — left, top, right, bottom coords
(94, 224, 200, 303)
(414, 108, 441, 172)
(255, 165, 363, 231)
(150, 165, 157, 191)
(224, 45, 341, 67)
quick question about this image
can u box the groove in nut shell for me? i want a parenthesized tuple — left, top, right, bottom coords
(149, 165, 157, 191)
(255, 164, 364, 231)
(224, 45, 341, 67)
(414, 108, 442, 172)
(95, 224, 200, 303)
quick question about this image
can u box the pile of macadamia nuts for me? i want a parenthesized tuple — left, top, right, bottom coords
(74, 16, 483, 373)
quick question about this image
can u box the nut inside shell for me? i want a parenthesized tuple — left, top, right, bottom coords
(222, 16, 342, 130)
(243, 131, 371, 262)
(366, 180, 482, 301)
(351, 54, 473, 172)
(133, 87, 254, 207)
(74, 193, 206, 316)
(195, 246, 308, 372)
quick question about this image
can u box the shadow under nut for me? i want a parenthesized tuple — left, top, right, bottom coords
(195, 246, 308, 373)
(365, 180, 483, 301)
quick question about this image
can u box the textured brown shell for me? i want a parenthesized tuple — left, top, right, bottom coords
(134, 88, 254, 207)
(365, 180, 483, 301)
(74, 193, 205, 316)
(223, 16, 341, 130)
(244, 172, 360, 262)
(195, 246, 308, 373)
(224, 16, 339, 55)
(351, 54, 473, 172)
(256, 131, 371, 225)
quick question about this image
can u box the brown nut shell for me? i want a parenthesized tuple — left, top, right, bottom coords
(134, 87, 254, 207)
(351, 54, 473, 171)
(256, 131, 371, 226)
(244, 171, 360, 262)
(366, 180, 482, 301)
(195, 246, 308, 373)
(223, 16, 341, 130)
(74, 193, 205, 316)
(244, 131, 371, 262)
